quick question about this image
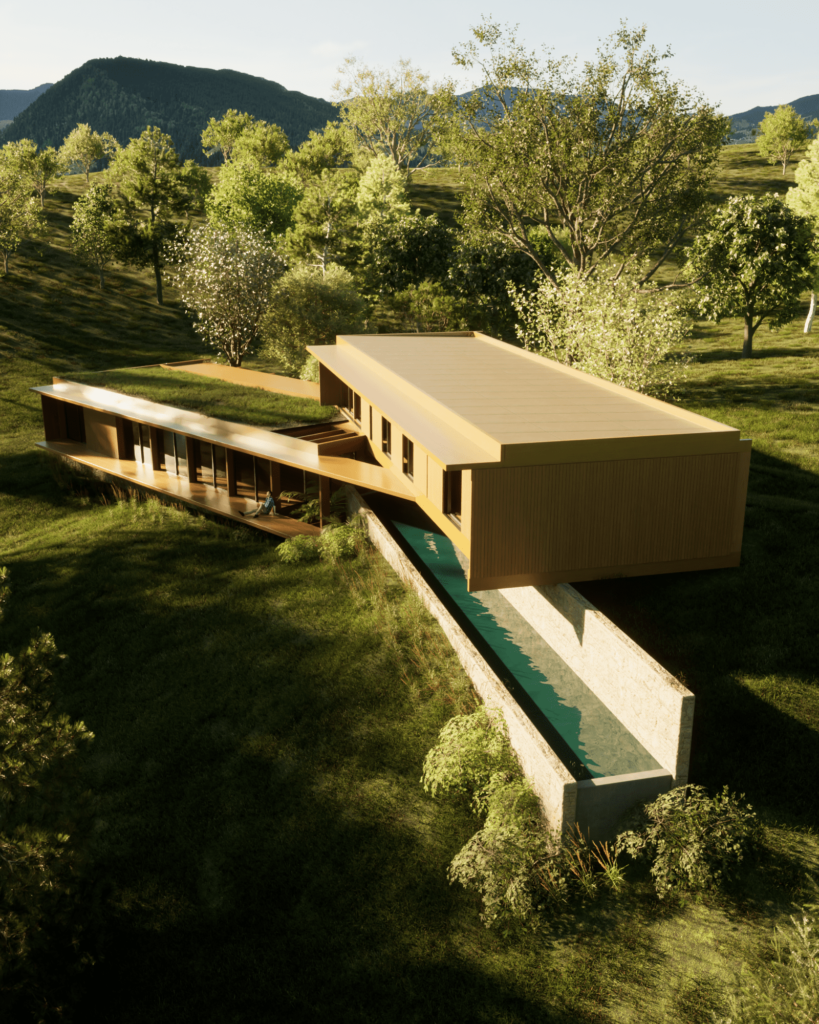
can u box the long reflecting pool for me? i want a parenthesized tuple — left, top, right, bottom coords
(372, 497, 661, 780)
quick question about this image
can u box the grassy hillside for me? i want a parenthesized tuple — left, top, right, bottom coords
(0, 57, 335, 163)
(1, 163, 818, 1021)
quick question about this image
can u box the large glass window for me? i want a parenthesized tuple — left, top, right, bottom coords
(381, 418, 392, 457)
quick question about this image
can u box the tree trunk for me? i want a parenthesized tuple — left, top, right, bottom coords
(99, 266, 105, 290)
(805, 292, 816, 334)
(2, 251, 7, 275)
(742, 314, 755, 358)
(152, 245, 163, 305)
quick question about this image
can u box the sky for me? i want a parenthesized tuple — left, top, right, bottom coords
(3, 0, 817, 116)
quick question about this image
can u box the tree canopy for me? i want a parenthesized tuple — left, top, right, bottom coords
(60, 122, 120, 182)
(0, 143, 46, 274)
(205, 161, 301, 237)
(332, 57, 452, 172)
(440, 20, 729, 283)
(785, 138, 819, 331)
(684, 193, 816, 357)
(756, 104, 817, 175)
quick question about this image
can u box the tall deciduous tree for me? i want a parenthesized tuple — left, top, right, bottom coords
(756, 104, 816, 176)
(28, 146, 66, 208)
(684, 193, 816, 358)
(70, 182, 121, 288)
(440, 20, 728, 283)
(205, 161, 301, 237)
(167, 224, 286, 366)
(107, 127, 210, 304)
(0, 144, 45, 275)
(332, 57, 453, 173)
(201, 109, 256, 163)
(232, 121, 290, 167)
(286, 169, 360, 274)
(785, 139, 819, 332)
(60, 123, 120, 182)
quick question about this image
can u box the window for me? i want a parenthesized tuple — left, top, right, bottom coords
(402, 436, 414, 479)
(381, 418, 392, 457)
(444, 470, 462, 526)
(353, 392, 361, 423)
(132, 423, 151, 465)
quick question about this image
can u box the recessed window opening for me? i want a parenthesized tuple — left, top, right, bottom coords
(381, 418, 392, 457)
(444, 470, 462, 527)
(353, 392, 361, 423)
(132, 422, 151, 465)
(402, 436, 414, 480)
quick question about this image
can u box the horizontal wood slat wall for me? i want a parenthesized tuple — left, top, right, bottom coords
(470, 453, 744, 585)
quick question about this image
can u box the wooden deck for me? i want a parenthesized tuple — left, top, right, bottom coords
(38, 441, 321, 540)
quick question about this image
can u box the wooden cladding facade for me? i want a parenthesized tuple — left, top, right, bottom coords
(467, 446, 751, 590)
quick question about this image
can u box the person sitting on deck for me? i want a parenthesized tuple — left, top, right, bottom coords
(242, 490, 277, 518)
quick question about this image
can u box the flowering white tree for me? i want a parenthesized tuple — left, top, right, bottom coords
(510, 263, 691, 399)
(167, 225, 286, 366)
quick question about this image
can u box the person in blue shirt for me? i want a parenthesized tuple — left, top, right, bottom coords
(242, 490, 277, 518)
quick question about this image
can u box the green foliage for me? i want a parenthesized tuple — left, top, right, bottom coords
(786, 139, 819, 228)
(69, 182, 121, 288)
(332, 57, 452, 171)
(232, 121, 290, 168)
(383, 279, 470, 333)
(0, 142, 46, 275)
(422, 706, 624, 930)
(361, 211, 454, 294)
(443, 19, 728, 282)
(318, 521, 364, 561)
(756, 104, 817, 176)
(275, 534, 321, 563)
(59, 122, 120, 182)
(1, 57, 335, 162)
(0, 569, 96, 1009)
(510, 261, 692, 398)
(107, 126, 211, 304)
(356, 153, 410, 225)
(281, 122, 362, 183)
(616, 785, 761, 898)
(167, 224, 286, 367)
(261, 263, 367, 373)
(205, 160, 301, 236)
(201, 108, 255, 162)
(716, 903, 819, 1024)
(285, 168, 360, 272)
(684, 192, 816, 356)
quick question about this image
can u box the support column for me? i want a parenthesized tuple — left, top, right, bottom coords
(149, 426, 162, 471)
(225, 448, 237, 496)
(269, 462, 281, 511)
(319, 476, 331, 528)
(186, 437, 198, 483)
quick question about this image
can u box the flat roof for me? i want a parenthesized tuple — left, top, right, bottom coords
(32, 381, 413, 499)
(309, 334, 743, 468)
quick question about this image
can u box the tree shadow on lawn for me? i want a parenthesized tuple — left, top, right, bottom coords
(2, 512, 613, 1023)
(685, 344, 819, 365)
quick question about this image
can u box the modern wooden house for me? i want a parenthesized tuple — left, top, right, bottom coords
(309, 332, 751, 591)
(33, 332, 751, 591)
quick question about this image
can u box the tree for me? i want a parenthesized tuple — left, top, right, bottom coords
(0, 144, 46, 275)
(0, 568, 96, 1011)
(280, 122, 363, 183)
(28, 146, 66, 208)
(684, 193, 816, 358)
(232, 121, 290, 167)
(440, 20, 729, 283)
(361, 210, 455, 294)
(205, 160, 301, 237)
(785, 138, 819, 332)
(261, 263, 367, 373)
(756, 104, 816, 176)
(60, 123, 120, 182)
(167, 224, 286, 366)
(201, 109, 256, 162)
(510, 261, 691, 398)
(355, 153, 411, 225)
(332, 56, 453, 173)
(286, 169, 360, 274)
(70, 182, 121, 288)
(107, 126, 210, 304)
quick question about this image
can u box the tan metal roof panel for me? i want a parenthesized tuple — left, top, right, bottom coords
(323, 335, 742, 464)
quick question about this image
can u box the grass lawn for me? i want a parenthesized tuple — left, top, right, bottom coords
(1, 159, 819, 1022)
(68, 365, 338, 429)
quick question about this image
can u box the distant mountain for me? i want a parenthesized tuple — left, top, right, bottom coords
(0, 83, 52, 120)
(0, 58, 335, 163)
(727, 93, 819, 143)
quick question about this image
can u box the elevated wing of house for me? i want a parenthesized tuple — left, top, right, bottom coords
(308, 332, 751, 591)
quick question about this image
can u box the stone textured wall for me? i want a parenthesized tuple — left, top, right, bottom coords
(498, 584, 694, 784)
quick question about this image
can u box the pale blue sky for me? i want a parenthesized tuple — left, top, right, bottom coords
(5, 0, 817, 116)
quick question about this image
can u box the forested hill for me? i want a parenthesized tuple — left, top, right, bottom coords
(0, 83, 53, 120)
(0, 57, 336, 161)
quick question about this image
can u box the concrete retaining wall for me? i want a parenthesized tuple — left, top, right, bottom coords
(348, 488, 688, 839)
(498, 585, 694, 784)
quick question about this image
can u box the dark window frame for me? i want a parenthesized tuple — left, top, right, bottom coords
(381, 418, 392, 457)
(402, 436, 414, 480)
